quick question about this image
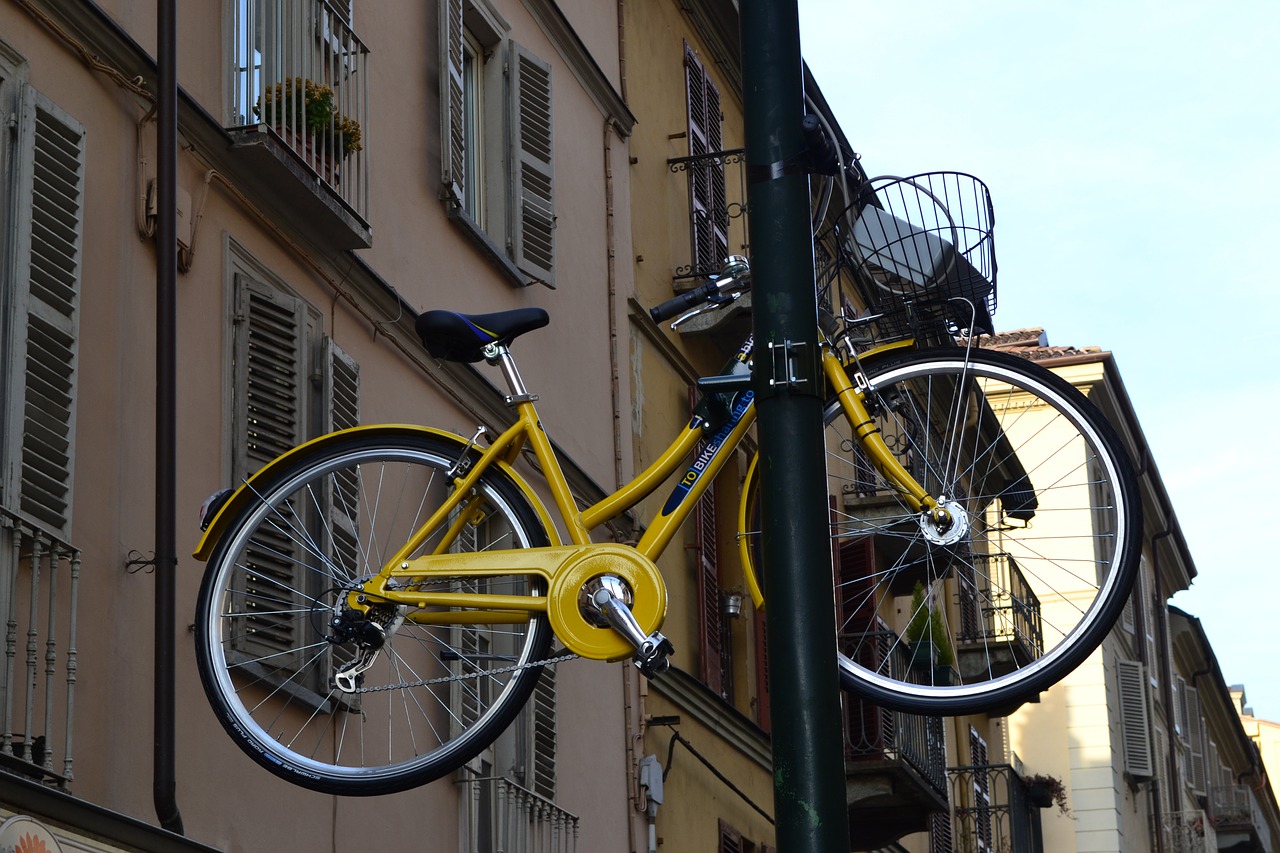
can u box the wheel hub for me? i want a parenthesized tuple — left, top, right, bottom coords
(919, 498, 969, 546)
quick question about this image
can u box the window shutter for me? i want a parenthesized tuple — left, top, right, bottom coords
(1174, 675, 1188, 744)
(323, 336, 360, 434)
(1117, 659, 1154, 777)
(439, 0, 465, 200)
(683, 44, 727, 274)
(717, 820, 744, 853)
(509, 43, 554, 285)
(228, 276, 312, 666)
(969, 727, 993, 853)
(530, 666, 556, 799)
(930, 810, 954, 853)
(691, 391, 725, 697)
(233, 275, 308, 480)
(1186, 686, 1205, 795)
(2, 87, 85, 538)
(322, 337, 360, 586)
(450, 518, 484, 735)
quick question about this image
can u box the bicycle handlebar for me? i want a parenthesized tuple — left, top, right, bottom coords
(650, 281, 720, 323)
(648, 256, 752, 325)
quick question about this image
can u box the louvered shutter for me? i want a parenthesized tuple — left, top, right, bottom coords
(3, 87, 85, 539)
(691, 391, 725, 697)
(717, 820, 743, 853)
(230, 275, 309, 667)
(323, 336, 360, 580)
(683, 45, 727, 275)
(449, 518, 484, 735)
(509, 43, 554, 285)
(234, 275, 308, 478)
(529, 666, 556, 799)
(439, 0, 465, 201)
(1117, 659, 1154, 777)
(1186, 686, 1206, 795)
(970, 727, 993, 853)
(1174, 675, 1188, 744)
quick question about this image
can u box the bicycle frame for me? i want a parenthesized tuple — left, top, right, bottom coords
(344, 334, 937, 658)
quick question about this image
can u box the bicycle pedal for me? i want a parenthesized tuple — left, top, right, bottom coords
(634, 633, 674, 679)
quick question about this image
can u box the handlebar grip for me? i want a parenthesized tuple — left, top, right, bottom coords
(650, 282, 716, 323)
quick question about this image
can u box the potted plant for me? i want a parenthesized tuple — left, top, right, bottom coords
(1023, 773, 1071, 816)
(255, 77, 362, 172)
(904, 581, 955, 682)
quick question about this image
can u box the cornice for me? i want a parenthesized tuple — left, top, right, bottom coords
(648, 665, 772, 770)
(521, 0, 636, 135)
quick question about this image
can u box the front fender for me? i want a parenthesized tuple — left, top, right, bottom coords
(193, 424, 561, 561)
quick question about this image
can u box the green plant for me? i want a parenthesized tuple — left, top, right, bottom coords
(256, 77, 362, 160)
(904, 581, 954, 667)
(1023, 773, 1071, 816)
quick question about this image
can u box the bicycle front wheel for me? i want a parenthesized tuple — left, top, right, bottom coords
(195, 433, 554, 795)
(745, 347, 1141, 715)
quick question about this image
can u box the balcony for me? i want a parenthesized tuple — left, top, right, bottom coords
(843, 622, 948, 850)
(1210, 784, 1274, 852)
(228, 0, 371, 248)
(955, 553, 1043, 681)
(946, 764, 1041, 853)
(459, 775, 579, 853)
(0, 510, 80, 788)
(1157, 810, 1216, 853)
(665, 148, 749, 338)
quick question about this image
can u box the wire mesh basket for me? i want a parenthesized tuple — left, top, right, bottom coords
(839, 172, 996, 340)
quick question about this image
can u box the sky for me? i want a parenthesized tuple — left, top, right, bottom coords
(797, 0, 1280, 719)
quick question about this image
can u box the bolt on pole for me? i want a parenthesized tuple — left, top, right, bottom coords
(740, 1, 851, 851)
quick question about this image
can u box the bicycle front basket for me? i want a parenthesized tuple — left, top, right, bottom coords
(845, 172, 996, 337)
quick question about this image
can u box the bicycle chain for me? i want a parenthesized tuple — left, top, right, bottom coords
(350, 651, 581, 694)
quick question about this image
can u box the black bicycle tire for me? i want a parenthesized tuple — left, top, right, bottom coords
(743, 347, 1142, 715)
(195, 432, 554, 795)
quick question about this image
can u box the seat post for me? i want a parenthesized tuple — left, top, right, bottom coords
(482, 343, 537, 405)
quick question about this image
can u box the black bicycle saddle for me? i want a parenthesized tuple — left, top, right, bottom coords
(416, 308, 550, 363)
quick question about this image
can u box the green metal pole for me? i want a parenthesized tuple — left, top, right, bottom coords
(741, 1, 851, 851)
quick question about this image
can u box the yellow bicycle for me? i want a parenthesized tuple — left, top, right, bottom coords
(193, 175, 1141, 795)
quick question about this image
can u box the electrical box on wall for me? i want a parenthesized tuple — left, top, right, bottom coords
(145, 179, 192, 249)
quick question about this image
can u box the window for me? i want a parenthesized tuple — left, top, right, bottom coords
(227, 265, 359, 685)
(684, 43, 728, 276)
(440, 0, 555, 286)
(0, 79, 86, 542)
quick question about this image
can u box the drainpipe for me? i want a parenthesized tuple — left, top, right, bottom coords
(154, 0, 183, 834)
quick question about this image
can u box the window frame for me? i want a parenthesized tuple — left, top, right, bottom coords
(439, 0, 554, 287)
(223, 247, 360, 703)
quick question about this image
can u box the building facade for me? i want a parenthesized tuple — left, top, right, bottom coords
(0, 0, 640, 849)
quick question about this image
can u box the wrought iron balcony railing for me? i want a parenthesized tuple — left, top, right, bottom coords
(1210, 783, 1274, 852)
(956, 552, 1042, 679)
(946, 764, 1038, 853)
(842, 622, 947, 797)
(459, 775, 579, 853)
(230, 0, 369, 217)
(667, 148, 747, 283)
(1156, 809, 1216, 853)
(0, 509, 80, 787)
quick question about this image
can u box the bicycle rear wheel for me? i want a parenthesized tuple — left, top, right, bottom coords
(747, 346, 1141, 714)
(195, 433, 554, 795)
